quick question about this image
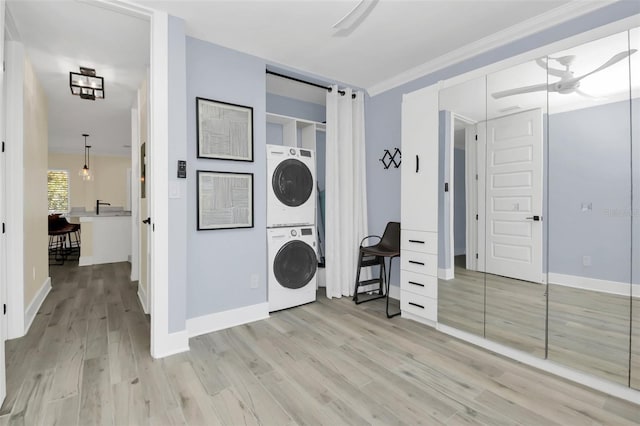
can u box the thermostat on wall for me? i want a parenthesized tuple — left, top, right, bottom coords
(177, 160, 187, 178)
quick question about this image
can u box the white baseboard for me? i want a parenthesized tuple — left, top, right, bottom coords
(548, 273, 640, 297)
(78, 256, 93, 267)
(151, 330, 189, 359)
(402, 310, 436, 328)
(437, 323, 640, 405)
(137, 283, 149, 314)
(187, 302, 269, 338)
(438, 268, 454, 280)
(24, 277, 51, 334)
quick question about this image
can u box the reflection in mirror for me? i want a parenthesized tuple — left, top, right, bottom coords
(547, 30, 632, 385)
(483, 60, 548, 357)
(437, 76, 486, 336)
(631, 26, 640, 390)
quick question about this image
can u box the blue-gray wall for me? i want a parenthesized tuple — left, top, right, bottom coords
(266, 122, 283, 145)
(186, 37, 267, 319)
(168, 16, 188, 332)
(549, 100, 634, 283)
(266, 93, 325, 123)
(454, 147, 466, 256)
(365, 1, 640, 287)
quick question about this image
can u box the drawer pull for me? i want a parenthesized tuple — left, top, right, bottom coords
(408, 239, 425, 244)
(408, 302, 425, 309)
(409, 260, 425, 266)
(408, 281, 424, 287)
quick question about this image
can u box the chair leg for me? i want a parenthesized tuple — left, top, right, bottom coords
(353, 251, 364, 302)
(379, 257, 385, 296)
(386, 256, 401, 318)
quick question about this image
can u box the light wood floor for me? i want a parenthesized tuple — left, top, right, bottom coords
(439, 256, 640, 386)
(0, 261, 638, 425)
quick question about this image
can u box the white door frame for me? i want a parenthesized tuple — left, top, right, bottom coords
(94, 0, 177, 357)
(464, 123, 479, 271)
(130, 105, 139, 282)
(445, 113, 477, 278)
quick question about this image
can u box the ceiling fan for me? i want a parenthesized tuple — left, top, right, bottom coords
(491, 49, 637, 99)
(332, 0, 379, 36)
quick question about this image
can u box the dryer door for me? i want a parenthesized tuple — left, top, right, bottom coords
(273, 240, 318, 289)
(272, 159, 313, 207)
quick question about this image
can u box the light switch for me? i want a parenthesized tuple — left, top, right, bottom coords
(169, 181, 180, 199)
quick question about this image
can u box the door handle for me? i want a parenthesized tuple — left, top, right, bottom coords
(416, 155, 419, 173)
(142, 217, 151, 225)
(525, 215, 541, 221)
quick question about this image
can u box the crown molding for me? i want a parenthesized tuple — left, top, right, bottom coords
(367, 0, 616, 97)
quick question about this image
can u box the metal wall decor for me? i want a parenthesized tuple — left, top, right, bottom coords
(379, 148, 401, 169)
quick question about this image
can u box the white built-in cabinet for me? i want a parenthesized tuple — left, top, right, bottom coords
(266, 113, 325, 151)
(400, 84, 439, 325)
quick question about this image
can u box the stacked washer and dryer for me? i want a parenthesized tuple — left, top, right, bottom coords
(266, 144, 318, 312)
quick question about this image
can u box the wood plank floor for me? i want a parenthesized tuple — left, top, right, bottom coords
(0, 261, 638, 425)
(439, 256, 639, 386)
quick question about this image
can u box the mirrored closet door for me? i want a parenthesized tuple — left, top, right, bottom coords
(437, 76, 487, 337)
(483, 60, 548, 357)
(436, 24, 640, 389)
(630, 25, 640, 390)
(546, 30, 633, 386)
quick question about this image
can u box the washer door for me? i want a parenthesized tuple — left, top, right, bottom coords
(272, 159, 313, 207)
(273, 240, 317, 289)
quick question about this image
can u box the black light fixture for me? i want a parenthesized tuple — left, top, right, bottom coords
(79, 133, 93, 181)
(69, 67, 104, 100)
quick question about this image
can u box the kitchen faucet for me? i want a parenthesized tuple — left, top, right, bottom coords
(96, 199, 110, 215)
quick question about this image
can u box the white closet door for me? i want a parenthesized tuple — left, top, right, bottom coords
(401, 85, 439, 232)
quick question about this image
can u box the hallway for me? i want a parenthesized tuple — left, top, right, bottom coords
(0, 261, 155, 424)
(0, 262, 638, 425)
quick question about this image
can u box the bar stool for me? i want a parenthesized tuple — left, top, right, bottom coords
(353, 221, 401, 318)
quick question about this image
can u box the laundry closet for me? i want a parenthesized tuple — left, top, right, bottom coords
(264, 71, 327, 312)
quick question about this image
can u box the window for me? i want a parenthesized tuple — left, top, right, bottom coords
(48, 170, 69, 213)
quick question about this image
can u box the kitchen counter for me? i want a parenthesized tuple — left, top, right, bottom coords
(75, 215, 132, 266)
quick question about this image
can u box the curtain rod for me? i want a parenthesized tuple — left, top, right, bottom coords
(266, 70, 356, 99)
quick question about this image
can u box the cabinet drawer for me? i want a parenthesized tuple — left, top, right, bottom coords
(401, 230, 437, 254)
(401, 291, 437, 321)
(401, 252, 437, 276)
(401, 271, 437, 299)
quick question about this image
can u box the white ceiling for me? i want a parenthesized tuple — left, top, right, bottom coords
(139, 0, 593, 92)
(8, 0, 149, 156)
(8, 0, 617, 156)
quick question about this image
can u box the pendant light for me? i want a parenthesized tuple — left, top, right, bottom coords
(79, 133, 93, 181)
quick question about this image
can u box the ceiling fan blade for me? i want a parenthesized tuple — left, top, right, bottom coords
(333, 0, 379, 32)
(492, 83, 549, 99)
(576, 49, 637, 81)
(574, 89, 607, 100)
(536, 57, 565, 77)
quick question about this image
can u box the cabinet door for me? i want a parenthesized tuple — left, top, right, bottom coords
(401, 84, 439, 232)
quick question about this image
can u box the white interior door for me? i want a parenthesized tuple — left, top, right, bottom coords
(484, 108, 543, 283)
(0, 0, 8, 406)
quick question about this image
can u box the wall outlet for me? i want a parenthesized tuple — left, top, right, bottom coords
(250, 274, 259, 289)
(582, 256, 592, 267)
